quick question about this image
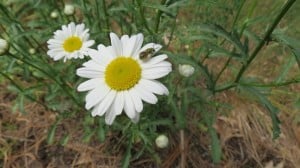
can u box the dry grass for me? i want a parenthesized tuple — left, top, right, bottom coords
(1, 78, 300, 167)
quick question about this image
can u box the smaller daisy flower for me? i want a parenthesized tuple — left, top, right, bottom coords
(76, 32, 172, 125)
(0, 38, 9, 56)
(47, 22, 95, 62)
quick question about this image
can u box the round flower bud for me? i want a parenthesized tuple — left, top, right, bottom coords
(155, 134, 169, 148)
(50, 11, 58, 19)
(64, 4, 75, 16)
(178, 64, 195, 77)
(0, 38, 9, 55)
(29, 48, 36, 54)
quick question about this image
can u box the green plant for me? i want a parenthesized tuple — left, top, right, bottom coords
(0, 0, 298, 166)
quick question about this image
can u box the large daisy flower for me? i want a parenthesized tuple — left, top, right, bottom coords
(76, 33, 172, 125)
(47, 22, 94, 62)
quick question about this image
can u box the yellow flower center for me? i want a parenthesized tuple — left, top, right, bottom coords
(63, 36, 82, 52)
(105, 57, 141, 91)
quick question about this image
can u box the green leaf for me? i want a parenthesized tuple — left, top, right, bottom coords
(204, 42, 243, 59)
(275, 55, 294, 83)
(60, 134, 70, 146)
(47, 123, 57, 145)
(239, 85, 281, 139)
(96, 118, 106, 143)
(142, 3, 176, 17)
(272, 30, 300, 48)
(121, 139, 132, 168)
(198, 23, 247, 57)
(208, 126, 222, 163)
(292, 49, 300, 69)
(18, 95, 25, 114)
(243, 29, 261, 44)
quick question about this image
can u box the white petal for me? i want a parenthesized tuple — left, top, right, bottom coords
(112, 91, 125, 115)
(141, 54, 168, 65)
(88, 49, 105, 65)
(139, 79, 169, 95)
(82, 60, 105, 72)
(76, 67, 105, 78)
(85, 84, 110, 110)
(97, 44, 115, 61)
(121, 35, 130, 56)
(94, 90, 116, 116)
(142, 61, 172, 69)
(53, 52, 66, 61)
(110, 32, 122, 56)
(107, 46, 117, 58)
(124, 90, 136, 119)
(122, 34, 136, 57)
(142, 67, 172, 79)
(131, 113, 140, 123)
(105, 107, 117, 125)
(134, 84, 158, 104)
(105, 91, 125, 125)
(77, 78, 103, 92)
(128, 88, 143, 113)
(69, 22, 76, 35)
(139, 43, 162, 53)
(83, 40, 95, 48)
(132, 33, 144, 58)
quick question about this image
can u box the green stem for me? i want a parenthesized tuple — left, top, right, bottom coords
(137, 0, 153, 35)
(82, 0, 92, 27)
(95, 0, 102, 31)
(239, 78, 300, 88)
(212, 1, 247, 91)
(215, 0, 296, 92)
(213, 57, 232, 89)
(102, 0, 110, 32)
(231, 0, 246, 29)
(166, 13, 178, 48)
(154, 0, 167, 33)
(235, 0, 295, 83)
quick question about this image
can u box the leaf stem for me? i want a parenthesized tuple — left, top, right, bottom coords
(154, 0, 167, 33)
(234, 0, 296, 83)
(102, 0, 110, 33)
(136, 0, 153, 35)
(215, 0, 296, 92)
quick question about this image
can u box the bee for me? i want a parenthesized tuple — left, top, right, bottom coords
(139, 48, 156, 61)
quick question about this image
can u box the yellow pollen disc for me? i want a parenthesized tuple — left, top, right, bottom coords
(105, 57, 141, 91)
(63, 36, 82, 52)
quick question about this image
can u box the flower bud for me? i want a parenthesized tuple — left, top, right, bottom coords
(0, 38, 9, 55)
(50, 11, 58, 19)
(155, 134, 169, 148)
(29, 48, 36, 54)
(64, 4, 75, 16)
(178, 64, 195, 77)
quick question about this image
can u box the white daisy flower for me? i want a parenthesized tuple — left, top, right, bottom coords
(47, 22, 95, 62)
(76, 32, 172, 125)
